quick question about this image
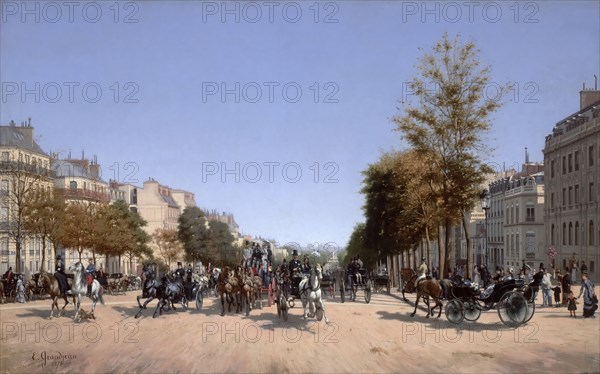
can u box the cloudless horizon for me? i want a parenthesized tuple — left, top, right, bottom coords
(1, 1, 599, 250)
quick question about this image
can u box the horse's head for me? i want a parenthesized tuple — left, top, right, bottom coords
(403, 275, 416, 293)
(69, 262, 84, 273)
(37, 272, 48, 287)
(314, 264, 323, 280)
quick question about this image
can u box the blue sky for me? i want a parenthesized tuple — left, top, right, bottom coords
(1, 1, 599, 251)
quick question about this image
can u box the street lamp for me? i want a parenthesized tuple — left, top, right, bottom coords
(480, 189, 491, 271)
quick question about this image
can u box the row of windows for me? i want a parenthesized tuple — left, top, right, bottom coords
(550, 182, 596, 208)
(549, 144, 596, 178)
(0, 151, 49, 170)
(550, 221, 596, 246)
(505, 203, 536, 225)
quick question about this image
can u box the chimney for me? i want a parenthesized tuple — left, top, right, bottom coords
(89, 162, 100, 180)
(580, 76, 600, 109)
(14, 119, 34, 146)
(525, 147, 529, 164)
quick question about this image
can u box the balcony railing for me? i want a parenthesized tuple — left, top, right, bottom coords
(59, 188, 111, 203)
(0, 161, 56, 178)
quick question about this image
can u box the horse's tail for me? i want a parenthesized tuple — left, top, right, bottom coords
(98, 286, 105, 305)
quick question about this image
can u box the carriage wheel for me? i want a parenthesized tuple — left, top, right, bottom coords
(497, 291, 528, 327)
(196, 289, 203, 310)
(340, 282, 346, 303)
(445, 299, 465, 324)
(463, 299, 482, 322)
(523, 299, 535, 323)
(364, 281, 372, 304)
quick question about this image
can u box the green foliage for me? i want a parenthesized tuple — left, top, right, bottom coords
(177, 207, 210, 262)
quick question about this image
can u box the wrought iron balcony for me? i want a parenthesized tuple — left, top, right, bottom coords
(0, 161, 56, 178)
(58, 188, 111, 203)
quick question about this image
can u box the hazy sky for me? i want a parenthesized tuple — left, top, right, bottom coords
(1, 1, 599, 251)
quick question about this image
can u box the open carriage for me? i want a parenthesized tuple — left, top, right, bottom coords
(339, 268, 372, 303)
(444, 277, 535, 326)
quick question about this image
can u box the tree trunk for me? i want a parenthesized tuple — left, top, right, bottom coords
(41, 237, 47, 273)
(15, 235, 22, 273)
(438, 226, 444, 277)
(444, 219, 452, 278)
(461, 211, 472, 280)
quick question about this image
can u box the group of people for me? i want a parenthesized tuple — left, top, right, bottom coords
(2, 267, 25, 303)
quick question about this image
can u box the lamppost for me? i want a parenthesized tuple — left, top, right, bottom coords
(480, 189, 491, 271)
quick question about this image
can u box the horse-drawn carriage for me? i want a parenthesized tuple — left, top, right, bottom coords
(339, 268, 373, 303)
(444, 271, 540, 326)
(273, 264, 329, 322)
(373, 272, 391, 294)
(24, 273, 48, 301)
(0, 276, 18, 303)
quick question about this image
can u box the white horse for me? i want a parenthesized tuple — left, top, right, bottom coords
(299, 263, 329, 323)
(68, 262, 105, 322)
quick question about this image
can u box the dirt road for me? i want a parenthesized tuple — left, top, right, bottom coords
(0, 290, 598, 373)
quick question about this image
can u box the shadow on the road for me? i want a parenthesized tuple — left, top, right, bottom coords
(15, 306, 72, 319)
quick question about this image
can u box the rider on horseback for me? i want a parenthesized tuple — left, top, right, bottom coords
(54, 255, 69, 297)
(86, 258, 96, 297)
(415, 258, 428, 286)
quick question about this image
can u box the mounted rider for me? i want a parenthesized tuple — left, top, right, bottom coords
(301, 255, 311, 276)
(86, 258, 96, 297)
(415, 258, 428, 286)
(54, 255, 69, 296)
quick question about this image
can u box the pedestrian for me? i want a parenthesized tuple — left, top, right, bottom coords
(16, 275, 25, 303)
(578, 272, 597, 318)
(473, 266, 481, 288)
(561, 267, 571, 305)
(552, 286, 562, 307)
(567, 292, 577, 317)
(541, 269, 553, 307)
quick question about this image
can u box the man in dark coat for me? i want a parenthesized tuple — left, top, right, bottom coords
(54, 255, 69, 296)
(288, 250, 302, 297)
(561, 267, 572, 305)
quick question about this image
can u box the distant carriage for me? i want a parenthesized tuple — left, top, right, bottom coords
(339, 268, 372, 303)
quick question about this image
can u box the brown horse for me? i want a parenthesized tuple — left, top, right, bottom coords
(37, 272, 76, 318)
(408, 278, 444, 318)
(216, 266, 241, 316)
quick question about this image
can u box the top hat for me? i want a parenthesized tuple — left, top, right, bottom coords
(422, 257, 426, 261)
(177, 262, 182, 266)
(292, 249, 298, 256)
(56, 255, 62, 260)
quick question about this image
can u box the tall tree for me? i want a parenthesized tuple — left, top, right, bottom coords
(61, 201, 97, 262)
(177, 207, 210, 264)
(96, 201, 151, 274)
(393, 33, 505, 278)
(207, 220, 237, 266)
(152, 228, 183, 268)
(1, 161, 53, 273)
(22, 188, 66, 272)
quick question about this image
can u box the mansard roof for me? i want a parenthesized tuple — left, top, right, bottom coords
(0, 126, 48, 157)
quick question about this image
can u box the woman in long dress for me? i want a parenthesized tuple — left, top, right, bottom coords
(473, 266, 481, 289)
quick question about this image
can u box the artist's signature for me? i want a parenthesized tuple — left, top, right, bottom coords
(31, 351, 77, 368)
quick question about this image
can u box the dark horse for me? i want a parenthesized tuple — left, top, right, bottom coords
(37, 272, 76, 319)
(135, 267, 164, 319)
(152, 273, 188, 318)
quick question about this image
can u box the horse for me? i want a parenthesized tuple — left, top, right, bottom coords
(239, 266, 255, 316)
(37, 272, 76, 319)
(216, 266, 241, 316)
(299, 264, 329, 323)
(407, 277, 444, 318)
(153, 273, 188, 318)
(68, 262, 105, 322)
(135, 267, 164, 319)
